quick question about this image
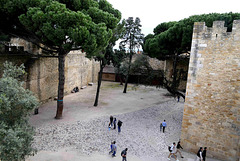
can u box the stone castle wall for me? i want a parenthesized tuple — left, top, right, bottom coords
(0, 41, 99, 103)
(164, 58, 189, 91)
(26, 51, 99, 102)
(131, 54, 188, 90)
(181, 21, 240, 161)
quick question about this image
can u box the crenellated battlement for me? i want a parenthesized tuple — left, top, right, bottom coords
(181, 20, 240, 161)
(193, 20, 240, 40)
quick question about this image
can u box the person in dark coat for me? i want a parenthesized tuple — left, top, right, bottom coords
(176, 141, 184, 158)
(117, 120, 122, 133)
(121, 148, 128, 161)
(202, 147, 207, 161)
(160, 123, 163, 132)
(110, 115, 113, 126)
(113, 118, 117, 129)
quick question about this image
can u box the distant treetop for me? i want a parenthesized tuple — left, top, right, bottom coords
(143, 12, 240, 60)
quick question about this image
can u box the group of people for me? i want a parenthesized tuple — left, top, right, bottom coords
(109, 117, 207, 161)
(196, 147, 207, 161)
(108, 116, 127, 160)
(167, 141, 184, 161)
(109, 142, 128, 161)
(108, 115, 123, 133)
(167, 141, 207, 161)
(160, 120, 167, 133)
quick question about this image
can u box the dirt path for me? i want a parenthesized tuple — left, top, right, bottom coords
(29, 81, 171, 127)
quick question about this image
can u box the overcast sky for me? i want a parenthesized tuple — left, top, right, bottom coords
(108, 0, 239, 36)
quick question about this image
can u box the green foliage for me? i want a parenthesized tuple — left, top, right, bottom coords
(0, 122, 36, 161)
(0, 0, 121, 116)
(2, 62, 26, 81)
(117, 60, 128, 77)
(120, 17, 144, 92)
(101, 20, 126, 67)
(144, 12, 240, 59)
(0, 33, 10, 42)
(0, 61, 39, 161)
(143, 12, 240, 94)
(93, 19, 125, 64)
(120, 17, 144, 52)
(112, 49, 127, 68)
(111, 19, 126, 45)
(144, 34, 154, 42)
(153, 21, 176, 35)
(0, 0, 121, 55)
(118, 54, 158, 85)
(130, 54, 153, 74)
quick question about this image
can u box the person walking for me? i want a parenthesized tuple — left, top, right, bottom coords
(113, 118, 117, 129)
(117, 120, 122, 133)
(162, 120, 167, 133)
(196, 147, 203, 161)
(177, 95, 180, 102)
(121, 148, 128, 161)
(160, 123, 163, 132)
(110, 115, 113, 126)
(167, 142, 179, 161)
(109, 141, 114, 154)
(176, 141, 184, 158)
(202, 147, 207, 161)
(112, 141, 117, 157)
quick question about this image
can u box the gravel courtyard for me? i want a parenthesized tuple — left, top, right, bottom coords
(27, 81, 221, 161)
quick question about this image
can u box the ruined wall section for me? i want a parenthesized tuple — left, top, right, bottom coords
(181, 21, 240, 161)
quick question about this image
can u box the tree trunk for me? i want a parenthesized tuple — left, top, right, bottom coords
(171, 53, 178, 94)
(117, 67, 123, 85)
(119, 75, 123, 85)
(55, 50, 67, 119)
(94, 61, 104, 106)
(161, 54, 185, 100)
(123, 53, 132, 93)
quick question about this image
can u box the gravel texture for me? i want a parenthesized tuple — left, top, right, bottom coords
(27, 82, 221, 161)
(32, 100, 184, 161)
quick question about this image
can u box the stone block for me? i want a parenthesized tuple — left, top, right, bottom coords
(88, 82, 93, 86)
(81, 86, 87, 89)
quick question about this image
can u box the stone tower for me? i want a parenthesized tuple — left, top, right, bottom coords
(181, 20, 240, 161)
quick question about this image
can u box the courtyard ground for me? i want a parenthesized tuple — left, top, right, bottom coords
(27, 81, 221, 161)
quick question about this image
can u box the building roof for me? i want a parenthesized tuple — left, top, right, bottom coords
(103, 65, 116, 74)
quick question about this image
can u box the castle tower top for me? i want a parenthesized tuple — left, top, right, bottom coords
(181, 19, 240, 161)
(193, 20, 240, 40)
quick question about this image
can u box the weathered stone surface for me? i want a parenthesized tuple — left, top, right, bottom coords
(0, 39, 100, 103)
(181, 20, 240, 161)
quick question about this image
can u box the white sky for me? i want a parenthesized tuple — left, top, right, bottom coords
(108, 0, 240, 36)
